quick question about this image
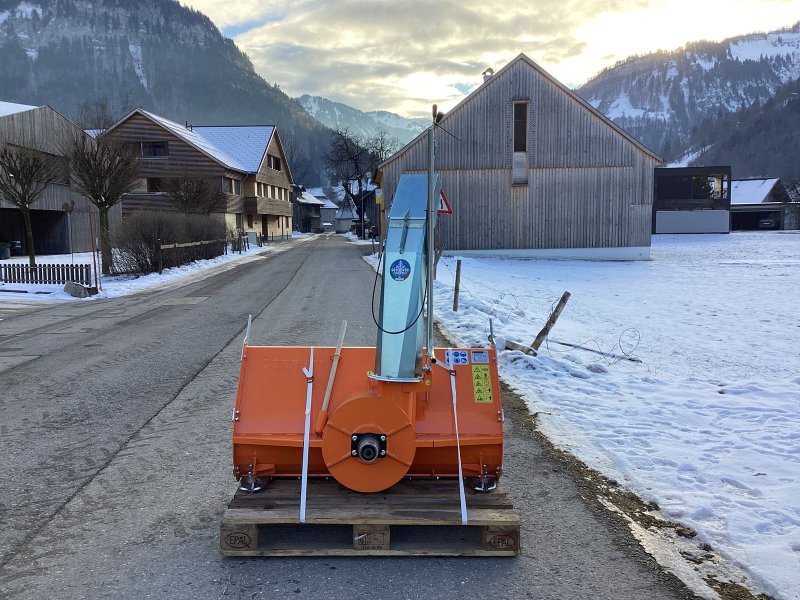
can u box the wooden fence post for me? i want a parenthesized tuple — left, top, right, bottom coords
(453, 259, 462, 312)
(530, 291, 571, 352)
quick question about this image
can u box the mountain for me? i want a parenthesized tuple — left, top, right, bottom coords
(297, 94, 428, 144)
(682, 77, 800, 182)
(0, 0, 330, 184)
(578, 23, 800, 160)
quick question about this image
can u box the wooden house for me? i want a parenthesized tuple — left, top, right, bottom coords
(0, 101, 116, 255)
(376, 54, 662, 260)
(293, 189, 325, 232)
(104, 110, 294, 238)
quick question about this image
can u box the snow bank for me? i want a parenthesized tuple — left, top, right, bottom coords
(372, 232, 800, 599)
(0, 245, 271, 301)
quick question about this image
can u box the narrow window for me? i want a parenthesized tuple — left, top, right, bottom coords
(247, 213, 253, 228)
(513, 102, 527, 152)
(512, 101, 529, 185)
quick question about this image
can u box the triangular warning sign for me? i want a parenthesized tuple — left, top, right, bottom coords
(438, 190, 452, 214)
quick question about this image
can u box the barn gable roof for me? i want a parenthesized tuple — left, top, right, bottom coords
(378, 53, 662, 171)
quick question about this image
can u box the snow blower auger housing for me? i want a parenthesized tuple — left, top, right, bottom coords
(232, 132, 503, 496)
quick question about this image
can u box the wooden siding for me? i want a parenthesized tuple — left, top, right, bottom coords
(0, 106, 121, 253)
(111, 114, 231, 179)
(379, 57, 659, 251)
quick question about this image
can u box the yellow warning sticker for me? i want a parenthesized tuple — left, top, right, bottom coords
(472, 365, 493, 404)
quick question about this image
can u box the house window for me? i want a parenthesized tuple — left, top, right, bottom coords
(513, 102, 528, 152)
(141, 142, 168, 157)
(285, 216, 289, 228)
(233, 179, 241, 195)
(268, 155, 282, 171)
(247, 213, 254, 228)
(146, 178, 164, 193)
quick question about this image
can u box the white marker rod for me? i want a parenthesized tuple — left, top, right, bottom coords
(300, 347, 314, 523)
(314, 320, 347, 435)
(436, 356, 468, 525)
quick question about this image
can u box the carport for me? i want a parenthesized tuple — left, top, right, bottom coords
(0, 208, 71, 255)
(730, 205, 784, 230)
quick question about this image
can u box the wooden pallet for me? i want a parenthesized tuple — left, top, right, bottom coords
(220, 478, 520, 556)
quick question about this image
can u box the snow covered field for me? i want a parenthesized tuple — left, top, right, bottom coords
(425, 232, 799, 599)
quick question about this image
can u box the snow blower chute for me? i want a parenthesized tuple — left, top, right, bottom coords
(232, 128, 503, 499)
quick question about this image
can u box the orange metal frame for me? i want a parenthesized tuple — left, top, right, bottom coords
(232, 345, 503, 493)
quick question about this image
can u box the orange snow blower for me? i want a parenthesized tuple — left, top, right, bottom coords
(232, 128, 503, 499)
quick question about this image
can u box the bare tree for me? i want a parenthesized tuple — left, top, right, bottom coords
(75, 95, 131, 134)
(163, 174, 226, 216)
(365, 126, 400, 177)
(282, 134, 313, 185)
(0, 144, 62, 266)
(67, 135, 140, 275)
(786, 179, 800, 225)
(324, 127, 400, 236)
(325, 127, 370, 200)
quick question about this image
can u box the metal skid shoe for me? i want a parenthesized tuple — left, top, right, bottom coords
(239, 473, 268, 494)
(469, 476, 498, 493)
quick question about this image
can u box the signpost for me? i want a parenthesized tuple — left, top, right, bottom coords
(438, 190, 452, 214)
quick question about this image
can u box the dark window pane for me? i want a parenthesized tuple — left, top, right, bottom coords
(514, 103, 527, 152)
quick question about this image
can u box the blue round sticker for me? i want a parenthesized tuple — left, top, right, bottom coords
(389, 259, 411, 281)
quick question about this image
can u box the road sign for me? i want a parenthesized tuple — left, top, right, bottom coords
(438, 190, 452, 214)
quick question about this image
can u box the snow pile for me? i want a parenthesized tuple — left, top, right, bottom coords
(424, 233, 799, 599)
(0, 245, 270, 301)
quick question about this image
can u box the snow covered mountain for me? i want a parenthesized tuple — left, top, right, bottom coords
(578, 23, 800, 159)
(297, 95, 427, 144)
(0, 0, 331, 183)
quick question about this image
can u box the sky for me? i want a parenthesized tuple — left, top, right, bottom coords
(182, 0, 800, 117)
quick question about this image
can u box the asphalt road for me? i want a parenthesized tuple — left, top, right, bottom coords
(0, 235, 696, 600)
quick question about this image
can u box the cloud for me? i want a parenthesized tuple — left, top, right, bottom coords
(182, 0, 800, 116)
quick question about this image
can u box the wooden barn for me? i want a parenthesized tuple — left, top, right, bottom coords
(376, 54, 662, 260)
(0, 101, 116, 255)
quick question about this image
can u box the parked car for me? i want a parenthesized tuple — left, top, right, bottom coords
(758, 218, 777, 229)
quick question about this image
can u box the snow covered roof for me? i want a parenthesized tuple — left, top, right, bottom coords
(136, 111, 248, 172)
(105, 109, 278, 174)
(296, 191, 326, 206)
(320, 198, 338, 210)
(730, 179, 780, 204)
(0, 100, 39, 118)
(192, 125, 275, 173)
